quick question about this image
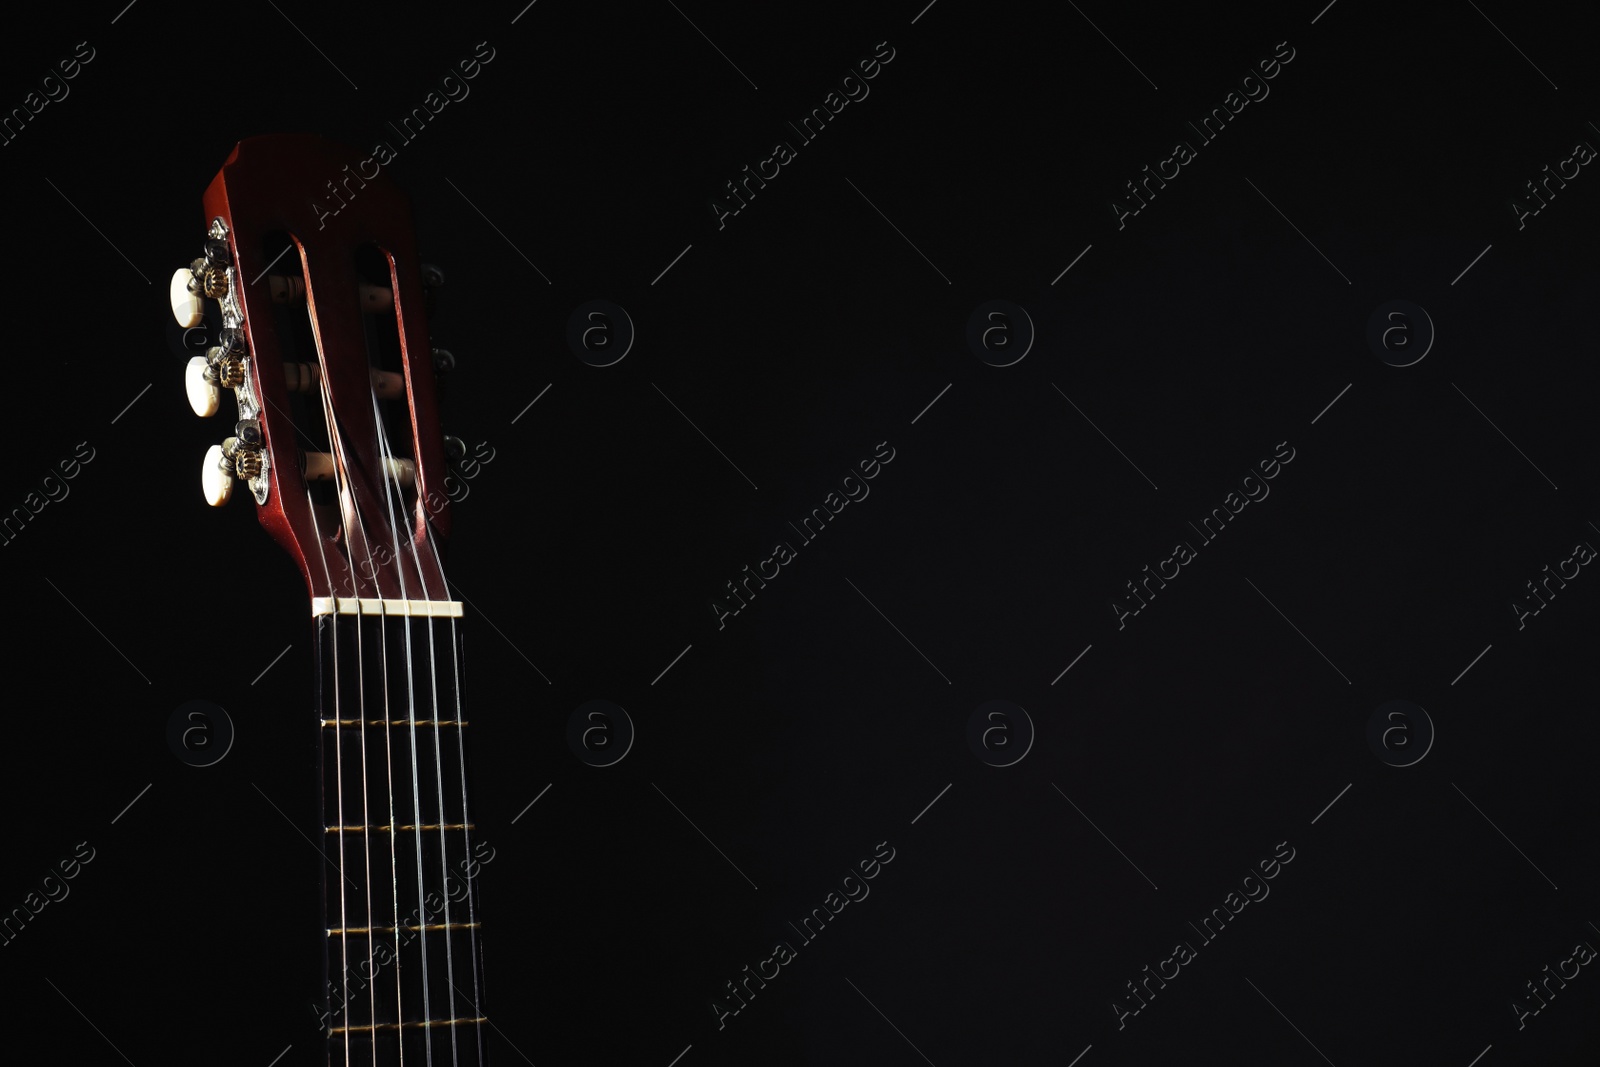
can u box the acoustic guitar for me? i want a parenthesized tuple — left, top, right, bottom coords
(171, 133, 491, 1065)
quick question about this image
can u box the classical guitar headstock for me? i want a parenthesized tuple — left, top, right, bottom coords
(172, 134, 455, 604)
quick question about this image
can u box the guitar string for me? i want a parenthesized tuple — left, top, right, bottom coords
(288, 258, 358, 1067)
(297, 251, 469, 1063)
(310, 340, 403, 1064)
(398, 308, 484, 1064)
(377, 267, 480, 1065)
(375, 558, 406, 1066)
(409, 446, 485, 1063)
(336, 409, 414, 1060)
(351, 556, 378, 1067)
(344, 346, 432, 1063)
(342, 494, 380, 1067)
(298, 475, 354, 1065)
(419, 508, 486, 1066)
(370, 383, 462, 1067)
(324, 262, 443, 1064)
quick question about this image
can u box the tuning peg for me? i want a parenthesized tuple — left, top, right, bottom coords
(201, 444, 234, 506)
(170, 269, 203, 328)
(432, 348, 455, 374)
(203, 436, 262, 506)
(170, 259, 228, 328)
(186, 356, 221, 417)
(442, 435, 467, 462)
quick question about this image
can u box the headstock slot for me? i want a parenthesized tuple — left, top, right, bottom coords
(257, 229, 339, 513)
(354, 242, 417, 477)
(345, 239, 432, 594)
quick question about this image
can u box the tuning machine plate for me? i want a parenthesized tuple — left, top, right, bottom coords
(181, 218, 268, 504)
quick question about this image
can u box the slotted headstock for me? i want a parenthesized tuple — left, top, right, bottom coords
(174, 134, 453, 603)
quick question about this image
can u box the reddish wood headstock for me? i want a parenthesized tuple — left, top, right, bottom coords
(181, 134, 451, 602)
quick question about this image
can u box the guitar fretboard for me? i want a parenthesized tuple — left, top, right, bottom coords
(316, 609, 488, 1066)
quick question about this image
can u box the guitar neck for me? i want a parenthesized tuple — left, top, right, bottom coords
(177, 134, 482, 1064)
(314, 600, 490, 1066)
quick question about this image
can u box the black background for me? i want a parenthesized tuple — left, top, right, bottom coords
(1, 1, 1596, 1064)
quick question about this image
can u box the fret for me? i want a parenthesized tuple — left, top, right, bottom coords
(330, 1016, 488, 1035)
(329, 921, 482, 936)
(325, 823, 476, 833)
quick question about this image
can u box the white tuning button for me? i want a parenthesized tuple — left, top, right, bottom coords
(170, 268, 204, 328)
(201, 444, 234, 506)
(185, 356, 221, 417)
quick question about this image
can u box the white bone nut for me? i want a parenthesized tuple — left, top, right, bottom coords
(185, 356, 220, 417)
(202, 444, 233, 506)
(170, 268, 204, 328)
